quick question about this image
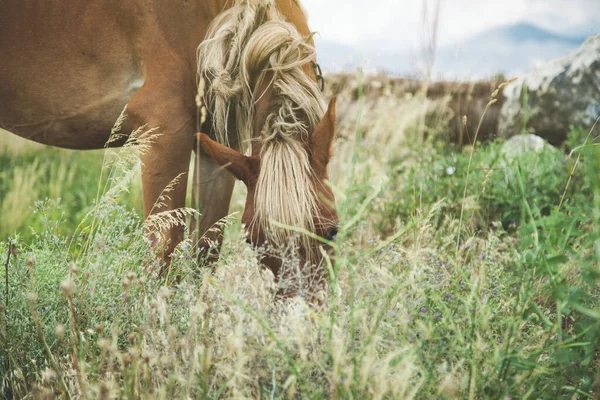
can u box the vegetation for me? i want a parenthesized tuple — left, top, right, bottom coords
(1, 81, 599, 398)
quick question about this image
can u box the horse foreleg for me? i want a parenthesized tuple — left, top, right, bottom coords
(190, 139, 236, 264)
(128, 93, 194, 276)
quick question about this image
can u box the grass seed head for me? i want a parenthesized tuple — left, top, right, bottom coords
(26, 256, 35, 267)
(68, 262, 78, 274)
(54, 324, 64, 339)
(60, 280, 73, 297)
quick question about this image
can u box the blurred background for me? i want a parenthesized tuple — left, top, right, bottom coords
(303, 0, 600, 78)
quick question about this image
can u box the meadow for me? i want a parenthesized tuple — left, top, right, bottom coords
(1, 76, 599, 399)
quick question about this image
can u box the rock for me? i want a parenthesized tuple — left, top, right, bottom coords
(500, 134, 557, 162)
(498, 135, 563, 187)
(499, 35, 600, 145)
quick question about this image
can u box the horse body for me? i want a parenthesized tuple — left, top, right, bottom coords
(1, 0, 337, 298)
(0, 1, 143, 148)
(0, 0, 310, 147)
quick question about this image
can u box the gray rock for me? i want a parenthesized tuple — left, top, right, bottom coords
(499, 35, 600, 145)
(500, 134, 557, 162)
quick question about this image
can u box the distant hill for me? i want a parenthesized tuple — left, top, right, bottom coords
(482, 22, 586, 44)
(436, 22, 590, 78)
(315, 22, 593, 78)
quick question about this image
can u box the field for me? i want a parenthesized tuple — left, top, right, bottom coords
(1, 76, 600, 399)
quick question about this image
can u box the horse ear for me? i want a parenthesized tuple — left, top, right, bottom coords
(197, 133, 259, 184)
(310, 97, 336, 169)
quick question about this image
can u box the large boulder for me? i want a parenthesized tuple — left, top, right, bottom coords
(499, 35, 600, 145)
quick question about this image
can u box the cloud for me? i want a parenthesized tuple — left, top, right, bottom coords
(303, 0, 600, 53)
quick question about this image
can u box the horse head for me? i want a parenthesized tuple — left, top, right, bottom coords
(198, 97, 338, 299)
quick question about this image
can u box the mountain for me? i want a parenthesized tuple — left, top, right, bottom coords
(315, 22, 592, 78)
(435, 22, 590, 78)
(480, 22, 586, 45)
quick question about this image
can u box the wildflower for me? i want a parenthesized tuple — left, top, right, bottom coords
(435, 314, 441, 320)
(421, 307, 427, 314)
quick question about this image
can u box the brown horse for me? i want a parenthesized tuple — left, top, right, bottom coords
(0, 0, 338, 297)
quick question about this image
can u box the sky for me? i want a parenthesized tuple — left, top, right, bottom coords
(301, 0, 600, 75)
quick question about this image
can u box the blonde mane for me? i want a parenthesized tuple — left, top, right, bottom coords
(197, 0, 327, 255)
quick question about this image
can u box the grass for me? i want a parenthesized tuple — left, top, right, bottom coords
(0, 132, 144, 242)
(0, 78, 599, 399)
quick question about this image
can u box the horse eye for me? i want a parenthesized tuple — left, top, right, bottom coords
(326, 226, 338, 242)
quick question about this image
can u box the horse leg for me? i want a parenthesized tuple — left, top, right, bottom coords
(190, 139, 236, 263)
(128, 89, 194, 275)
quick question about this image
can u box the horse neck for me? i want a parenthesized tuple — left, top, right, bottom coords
(273, 0, 311, 38)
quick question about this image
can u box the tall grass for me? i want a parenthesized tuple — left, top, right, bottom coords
(1, 78, 599, 398)
(0, 132, 144, 242)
